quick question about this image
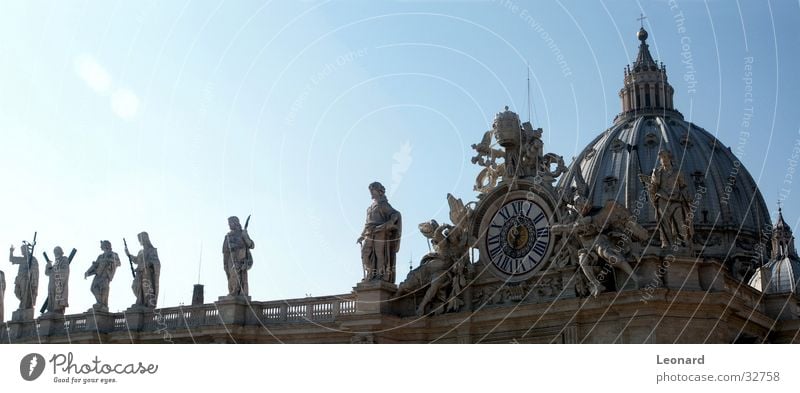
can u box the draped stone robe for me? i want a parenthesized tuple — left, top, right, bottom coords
(131, 247, 161, 308)
(650, 165, 692, 246)
(45, 256, 70, 312)
(10, 255, 38, 310)
(223, 229, 254, 297)
(360, 196, 402, 283)
(0, 270, 5, 321)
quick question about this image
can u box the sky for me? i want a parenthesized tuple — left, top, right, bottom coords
(0, 0, 799, 315)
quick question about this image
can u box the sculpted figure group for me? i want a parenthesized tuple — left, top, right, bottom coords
(2, 216, 256, 322)
(396, 194, 473, 316)
(0, 152, 687, 322)
(471, 106, 567, 193)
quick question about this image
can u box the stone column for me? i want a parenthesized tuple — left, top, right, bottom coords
(638, 85, 645, 110)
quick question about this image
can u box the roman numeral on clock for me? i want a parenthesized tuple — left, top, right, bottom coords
(498, 207, 510, 220)
(536, 227, 549, 238)
(510, 200, 524, 216)
(497, 255, 513, 272)
(532, 239, 548, 257)
(489, 244, 502, 259)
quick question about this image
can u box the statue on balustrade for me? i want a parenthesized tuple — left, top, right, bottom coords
(127, 232, 161, 308)
(396, 194, 473, 316)
(43, 246, 72, 315)
(9, 241, 38, 312)
(641, 149, 693, 248)
(84, 240, 120, 312)
(223, 216, 254, 297)
(357, 182, 402, 283)
(0, 269, 5, 321)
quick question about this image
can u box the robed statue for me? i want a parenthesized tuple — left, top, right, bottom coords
(642, 149, 694, 248)
(0, 269, 5, 321)
(357, 182, 402, 283)
(9, 241, 38, 311)
(223, 216, 254, 297)
(127, 232, 161, 309)
(43, 247, 71, 314)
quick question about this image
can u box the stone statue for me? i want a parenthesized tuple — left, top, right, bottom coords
(223, 216, 254, 297)
(0, 269, 5, 321)
(43, 247, 70, 315)
(471, 130, 506, 193)
(84, 240, 121, 312)
(127, 232, 161, 308)
(9, 242, 38, 311)
(471, 107, 567, 192)
(642, 149, 693, 248)
(553, 200, 648, 297)
(357, 182, 402, 282)
(396, 194, 472, 316)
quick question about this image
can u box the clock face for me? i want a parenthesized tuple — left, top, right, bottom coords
(485, 199, 552, 276)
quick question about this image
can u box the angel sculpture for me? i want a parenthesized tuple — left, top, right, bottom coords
(553, 161, 648, 296)
(396, 194, 474, 316)
(471, 130, 506, 193)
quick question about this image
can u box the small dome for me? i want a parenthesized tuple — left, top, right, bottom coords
(749, 257, 800, 295)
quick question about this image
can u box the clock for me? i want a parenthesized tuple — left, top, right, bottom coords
(476, 190, 555, 281)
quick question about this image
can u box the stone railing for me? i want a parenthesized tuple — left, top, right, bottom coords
(0, 293, 357, 343)
(250, 295, 357, 324)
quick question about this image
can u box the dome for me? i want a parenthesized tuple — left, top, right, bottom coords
(749, 257, 800, 295)
(559, 28, 772, 270)
(749, 207, 800, 294)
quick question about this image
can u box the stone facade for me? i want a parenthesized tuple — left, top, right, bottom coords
(2, 26, 798, 344)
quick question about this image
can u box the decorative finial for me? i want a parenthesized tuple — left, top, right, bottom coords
(637, 14, 648, 42)
(504, 105, 509, 111)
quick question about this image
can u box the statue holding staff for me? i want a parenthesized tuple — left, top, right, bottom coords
(127, 232, 161, 309)
(42, 247, 72, 315)
(9, 238, 38, 312)
(223, 216, 254, 297)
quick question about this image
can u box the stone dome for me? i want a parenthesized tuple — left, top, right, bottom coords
(749, 208, 800, 294)
(559, 28, 772, 272)
(749, 257, 800, 295)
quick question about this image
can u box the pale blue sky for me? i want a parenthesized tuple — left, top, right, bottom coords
(1, 0, 798, 314)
